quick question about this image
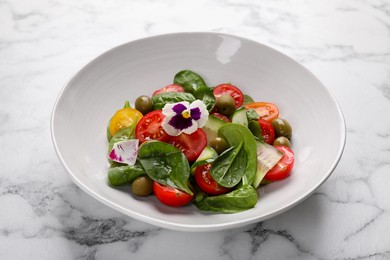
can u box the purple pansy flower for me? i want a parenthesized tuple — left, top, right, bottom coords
(162, 100, 209, 136)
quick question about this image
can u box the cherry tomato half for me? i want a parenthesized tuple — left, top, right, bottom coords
(258, 118, 275, 145)
(194, 163, 232, 195)
(166, 129, 207, 162)
(213, 84, 244, 108)
(109, 107, 143, 136)
(153, 182, 193, 207)
(152, 84, 184, 96)
(264, 145, 295, 181)
(136, 110, 169, 143)
(245, 102, 279, 122)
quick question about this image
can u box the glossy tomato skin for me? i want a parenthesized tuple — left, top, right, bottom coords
(265, 145, 294, 181)
(194, 163, 232, 195)
(136, 110, 169, 143)
(153, 84, 184, 96)
(153, 182, 193, 207)
(109, 108, 143, 136)
(213, 84, 244, 108)
(245, 102, 279, 122)
(166, 129, 207, 162)
(258, 119, 275, 145)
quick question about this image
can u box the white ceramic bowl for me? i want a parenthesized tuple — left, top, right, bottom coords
(51, 32, 346, 231)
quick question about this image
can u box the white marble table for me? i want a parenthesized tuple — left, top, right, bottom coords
(1, 0, 390, 259)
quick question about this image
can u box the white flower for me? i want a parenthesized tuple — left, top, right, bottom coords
(162, 100, 209, 136)
(108, 139, 139, 165)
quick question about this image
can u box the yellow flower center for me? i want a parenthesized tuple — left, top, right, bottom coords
(181, 110, 191, 119)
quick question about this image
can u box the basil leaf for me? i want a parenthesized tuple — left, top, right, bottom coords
(152, 92, 196, 110)
(138, 141, 193, 195)
(210, 142, 246, 188)
(193, 85, 216, 112)
(173, 70, 207, 93)
(194, 185, 258, 213)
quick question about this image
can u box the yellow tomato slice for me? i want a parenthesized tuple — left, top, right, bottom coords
(109, 108, 143, 136)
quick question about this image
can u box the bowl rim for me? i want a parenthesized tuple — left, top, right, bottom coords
(51, 32, 347, 231)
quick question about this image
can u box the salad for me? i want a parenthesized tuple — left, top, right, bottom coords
(106, 70, 294, 213)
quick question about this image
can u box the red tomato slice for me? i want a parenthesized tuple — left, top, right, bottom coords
(213, 84, 244, 108)
(136, 110, 169, 143)
(258, 119, 275, 145)
(194, 163, 232, 195)
(166, 129, 207, 162)
(265, 145, 294, 181)
(245, 102, 279, 122)
(152, 84, 184, 96)
(153, 182, 193, 207)
(211, 112, 231, 122)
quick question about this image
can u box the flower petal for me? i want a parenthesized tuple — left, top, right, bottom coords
(162, 103, 177, 117)
(190, 100, 209, 128)
(168, 114, 194, 131)
(172, 102, 188, 114)
(162, 117, 182, 136)
(108, 139, 139, 165)
(190, 107, 201, 120)
(182, 120, 198, 135)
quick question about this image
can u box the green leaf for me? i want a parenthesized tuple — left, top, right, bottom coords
(193, 85, 216, 112)
(243, 94, 255, 105)
(123, 100, 131, 108)
(108, 161, 146, 186)
(210, 142, 246, 188)
(248, 120, 264, 141)
(218, 123, 257, 186)
(138, 141, 193, 195)
(107, 125, 137, 155)
(173, 70, 207, 93)
(194, 185, 258, 213)
(152, 92, 196, 110)
(246, 108, 260, 122)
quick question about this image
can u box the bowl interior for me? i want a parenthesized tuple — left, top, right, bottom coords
(52, 33, 345, 231)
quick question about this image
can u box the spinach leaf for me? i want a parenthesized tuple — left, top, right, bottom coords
(243, 94, 255, 105)
(108, 161, 146, 186)
(138, 141, 193, 195)
(108, 125, 137, 155)
(173, 70, 207, 93)
(246, 108, 260, 122)
(210, 142, 246, 188)
(194, 185, 258, 213)
(248, 120, 264, 141)
(152, 92, 196, 110)
(218, 124, 257, 186)
(193, 85, 216, 112)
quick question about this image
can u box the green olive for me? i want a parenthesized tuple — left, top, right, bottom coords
(209, 137, 229, 154)
(216, 94, 235, 116)
(135, 95, 153, 115)
(273, 136, 292, 148)
(131, 175, 153, 197)
(271, 118, 292, 139)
